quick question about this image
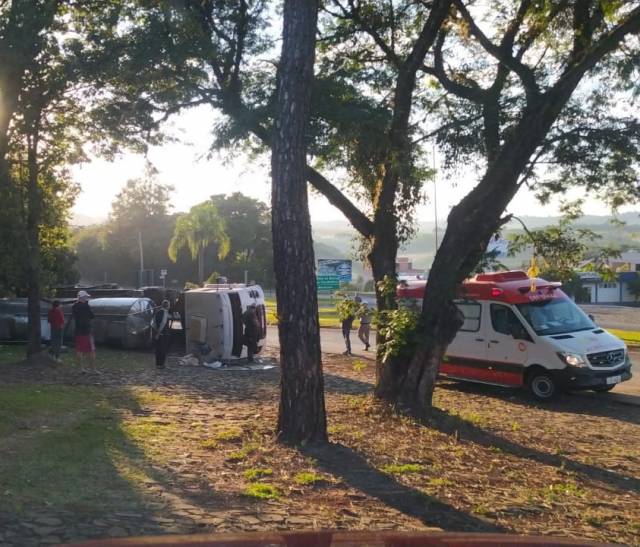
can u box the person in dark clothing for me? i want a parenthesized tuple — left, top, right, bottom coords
(341, 305, 356, 356)
(47, 300, 65, 360)
(242, 304, 260, 362)
(152, 300, 171, 369)
(72, 290, 95, 370)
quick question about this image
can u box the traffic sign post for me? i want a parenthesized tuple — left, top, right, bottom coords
(159, 269, 168, 288)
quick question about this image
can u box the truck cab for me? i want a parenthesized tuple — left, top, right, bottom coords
(398, 271, 632, 400)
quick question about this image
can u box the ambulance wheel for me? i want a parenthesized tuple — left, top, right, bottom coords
(526, 368, 558, 401)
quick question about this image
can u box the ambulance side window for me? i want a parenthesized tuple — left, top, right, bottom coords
(490, 304, 531, 341)
(454, 300, 481, 332)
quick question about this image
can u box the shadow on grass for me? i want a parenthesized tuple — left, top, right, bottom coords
(423, 407, 640, 495)
(437, 379, 640, 427)
(0, 383, 229, 528)
(301, 442, 507, 533)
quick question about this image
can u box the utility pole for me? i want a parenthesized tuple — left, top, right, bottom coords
(433, 140, 439, 251)
(137, 230, 144, 287)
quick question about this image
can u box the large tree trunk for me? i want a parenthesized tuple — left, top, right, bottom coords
(272, 0, 326, 444)
(368, 216, 400, 390)
(25, 134, 42, 356)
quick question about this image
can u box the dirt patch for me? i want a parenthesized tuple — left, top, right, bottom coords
(0, 348, 639, 545)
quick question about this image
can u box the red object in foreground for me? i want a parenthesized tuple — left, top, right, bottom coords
(63, 531, 615, 547)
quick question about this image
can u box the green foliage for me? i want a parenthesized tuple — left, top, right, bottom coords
(538, 482, 586, 503)
(428, 477, 452, 487)
(199, 439, 218, 451)
(168, 202, 230, 263)
(335, 296, 361, 322)
(293, 472, 323, 486)
(244, 468, 273, 481)
(74, 191, 273, 288)
(352, 360, 367, 373)
(382, 463, 423, 475)
(209, 193, 273, 285)
(214, 428, 243, 442)
(375, 308, 420, 363)
(243, 483, 279, 500)
(110, 172, 174, 229)
(509, 207, 621, 288)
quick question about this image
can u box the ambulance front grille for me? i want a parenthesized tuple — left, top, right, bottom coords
(587, 349, 625, 368)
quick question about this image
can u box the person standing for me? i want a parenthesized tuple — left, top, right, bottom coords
(71, 290, 95, 370)
(152, 299, 172, 369)
(341, 302, 356, 356)
(242, 304, 260, 362)
(357, 300, 371, 351)
(47, 300, 65, 361)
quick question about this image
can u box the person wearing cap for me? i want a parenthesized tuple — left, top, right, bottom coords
(72, 290, 96, 370)
(152, 300, 172, 369)
(47, 300, 65, 361)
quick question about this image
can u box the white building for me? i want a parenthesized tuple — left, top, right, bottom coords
(579, 271, 639, 304)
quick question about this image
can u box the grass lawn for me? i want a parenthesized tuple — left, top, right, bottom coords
(1, 346, 639, 544)
(0, 382, 179, 512)
(265, 295, 374, 329)
(609, 328, 640, 347)
(265, 296, 343, 328)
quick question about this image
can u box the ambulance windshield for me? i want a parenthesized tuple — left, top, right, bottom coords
(516, 297, 596, 336)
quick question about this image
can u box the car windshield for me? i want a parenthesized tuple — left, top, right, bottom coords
(516, 297, 596, 336)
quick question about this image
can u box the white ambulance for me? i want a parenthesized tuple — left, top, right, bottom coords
(398, 271, 633, 400)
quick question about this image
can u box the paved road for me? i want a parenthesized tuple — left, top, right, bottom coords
(581, 304, 640, 331)
(266, 325, 375, 359)
(266, 326, 639, 401)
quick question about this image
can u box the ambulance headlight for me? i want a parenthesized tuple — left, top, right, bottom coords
(558, 352, 587, 367)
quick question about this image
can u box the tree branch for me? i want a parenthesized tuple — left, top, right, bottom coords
(223, 101, 375, 239)
(404, 0, 452, 75)
(424, 31, 487, 103)
(331, 0, 401, 67)
(553, 5, 640, 99)
(411, 113, 483, 145)
(452, 0, 541, 105)
(305, 166, 374, 237)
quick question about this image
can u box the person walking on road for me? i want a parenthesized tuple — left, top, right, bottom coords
(357, 299, 371, 351)
(47, 300, 65, 361)
(152, 299, 172, 369)
(72, 290, 96, 371)
(340, 300, 356, 356)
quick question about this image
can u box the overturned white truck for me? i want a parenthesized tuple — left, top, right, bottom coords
(184, 284, 267, 361)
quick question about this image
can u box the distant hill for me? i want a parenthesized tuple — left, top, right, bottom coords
(312, 212, 640, 271)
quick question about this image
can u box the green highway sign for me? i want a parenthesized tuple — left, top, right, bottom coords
(316, 274, 340, 291)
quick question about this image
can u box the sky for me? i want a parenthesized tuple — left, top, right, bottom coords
(71, 104, 630, 226)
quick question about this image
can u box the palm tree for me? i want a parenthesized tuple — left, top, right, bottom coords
(168, 202, 230, 283)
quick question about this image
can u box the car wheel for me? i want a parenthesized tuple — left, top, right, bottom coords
(527, 369, 558, 401)
(593, 385, 615, 393)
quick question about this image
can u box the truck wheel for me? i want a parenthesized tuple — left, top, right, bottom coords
(527, 369, 558, 401)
